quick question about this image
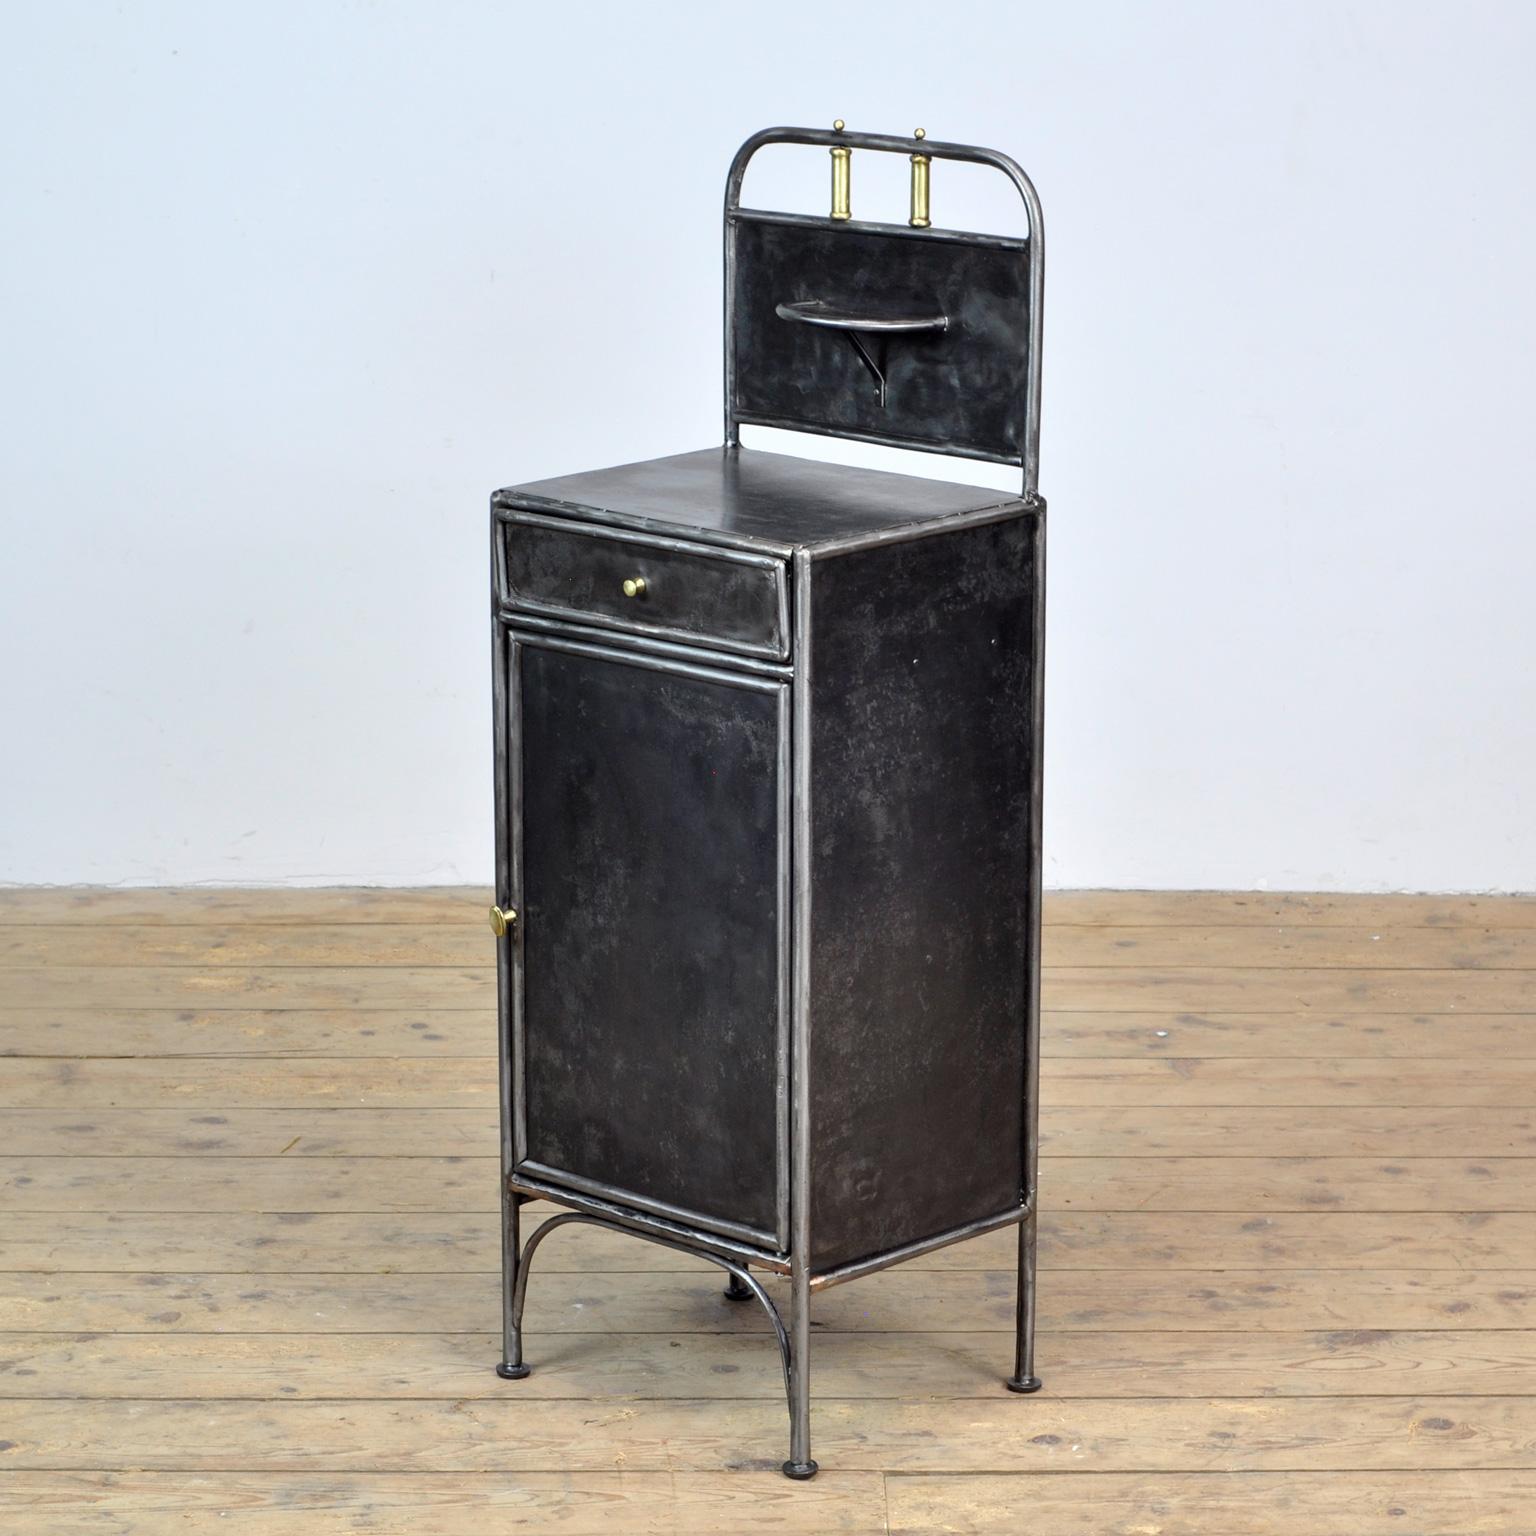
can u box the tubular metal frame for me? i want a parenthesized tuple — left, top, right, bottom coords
(722, 125, 1046, 500)
(502, 1209, 795, 1410)
(785, 545, 815, 1478)
(494, 125, 1047, 1481)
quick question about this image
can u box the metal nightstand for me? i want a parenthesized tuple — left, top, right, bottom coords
(490, 123, 1046, 1479)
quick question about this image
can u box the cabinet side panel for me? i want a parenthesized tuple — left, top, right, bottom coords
(807, 514, 1035, 1272)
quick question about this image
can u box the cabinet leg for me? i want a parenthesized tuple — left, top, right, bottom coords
(496, 1190, 531, 1380)
(781, 1264, 817, 1479)
(723, 1269, 753, 1302)
(1006, 1208, 1042, 1393)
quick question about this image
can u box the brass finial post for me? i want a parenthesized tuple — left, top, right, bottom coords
(830, 120, 851, 221)
(909, 127, 931, 228)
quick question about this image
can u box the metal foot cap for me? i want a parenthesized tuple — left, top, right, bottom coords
(496, 1361, 531, 1380)
(723, 1284, 751, 1301)
(782, 1459, 819, 1480)
(1005, 1374, 1043, 1394)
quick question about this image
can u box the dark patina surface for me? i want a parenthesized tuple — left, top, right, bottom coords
(518, 639, 784, 1241)
(500, 444, 1016, 552)
(805, 513, 1035, 1270)
(491, 122, 1048, 1478)
(732, 216, 1030, 463)
(501, 509, 789, 657)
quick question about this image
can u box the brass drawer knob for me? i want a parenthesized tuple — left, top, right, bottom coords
(488, 905, 517, 937)
(622, 576, 647, 598)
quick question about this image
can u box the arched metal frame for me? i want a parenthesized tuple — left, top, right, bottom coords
(722, 125, 1046, 500)
(503, 1208, 795, 1412)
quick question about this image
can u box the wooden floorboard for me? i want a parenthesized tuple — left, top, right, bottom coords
(10, 1053, 1536, 1110)
(1, 886, 1534, 1534)
(6, 1006, 1536, 1060)
(11, 1393, 1536, 1473)
(4, 1103, 1535, 1157)
(7, 920, 1536, 969)
(9, 1209, 1536, 1274)
(12, 1325, 1536, 1399)
(10, 960, 1536, 1012)
(886, 1469, 1536, 1535)
(8, 1265, 1535, 1333)
(7, 1151, 1536, 1214)
(0, 1469, 888, 1534)
(1, 885, 1532, 927)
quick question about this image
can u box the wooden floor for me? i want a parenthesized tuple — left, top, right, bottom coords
(3, 890, 1536, 1534)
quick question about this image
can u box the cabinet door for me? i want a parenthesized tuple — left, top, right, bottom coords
(502, 631, 788, 1249)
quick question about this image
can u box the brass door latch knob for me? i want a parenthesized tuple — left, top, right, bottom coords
(622, 576, 647, 598)
(488, 905, 517, 937)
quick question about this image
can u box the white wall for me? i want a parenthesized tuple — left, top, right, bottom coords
(2, 1, 1533, 891)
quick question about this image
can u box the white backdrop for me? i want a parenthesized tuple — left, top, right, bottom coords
(3, 1, 1533, 891)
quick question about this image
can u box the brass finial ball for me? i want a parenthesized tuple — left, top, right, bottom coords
(915, 127, 926, 140)
(833, 119, 845, 131)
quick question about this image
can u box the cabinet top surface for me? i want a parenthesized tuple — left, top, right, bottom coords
(494, 446, 1024, 554)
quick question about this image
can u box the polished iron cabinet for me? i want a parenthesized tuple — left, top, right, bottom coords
(491, 125, 1046, 1478)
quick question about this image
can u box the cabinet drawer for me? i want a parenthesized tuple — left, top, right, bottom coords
(499, 511, 789, 659)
